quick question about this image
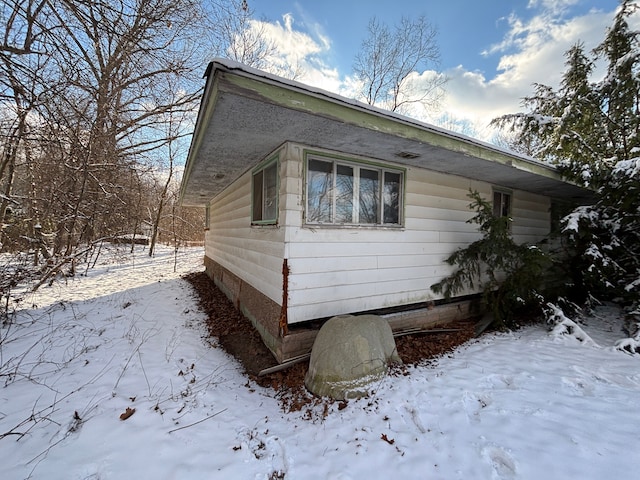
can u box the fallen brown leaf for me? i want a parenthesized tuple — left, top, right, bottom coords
(381, 433, 395, 445)
(119, 407, 136, 421)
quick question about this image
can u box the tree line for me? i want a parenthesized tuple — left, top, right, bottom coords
(0, 0, 265, 258)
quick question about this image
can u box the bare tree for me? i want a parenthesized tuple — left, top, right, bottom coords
(0, 0, 47, 56)
(204, 0, 303, 79)
(1, 0, 266, 265)
(147, 81, 193, 256)
(36, 0, 204, 253)
(353, 16, 447, 113)
(206, 0, 276, 68)
(0, 0, 51, 251)
(435, 113, 478, 138)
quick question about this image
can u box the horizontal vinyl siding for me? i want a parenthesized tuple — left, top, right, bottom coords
(286, 166, 484, 323)
(511, 191, 551, 244)
(284, 152, 552, 324)
(203, 143, 551, 324)
(289, 265, 451, 293)
(288, 284, 444, 322)
(206, 167, 285, 304)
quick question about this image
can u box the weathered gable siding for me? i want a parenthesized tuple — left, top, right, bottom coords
(205, 161, 285, 304)
(282, 145, 551, 324)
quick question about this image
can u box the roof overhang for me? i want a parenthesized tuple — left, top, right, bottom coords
(180, 59, 593, 206)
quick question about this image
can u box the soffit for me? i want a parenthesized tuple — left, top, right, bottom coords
(180, 62, 593, 206)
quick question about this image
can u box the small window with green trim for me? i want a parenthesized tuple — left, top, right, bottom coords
(252, 158, 279, 224)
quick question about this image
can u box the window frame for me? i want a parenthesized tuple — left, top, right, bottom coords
(492, 188, 512, 219)
(304, 151, 404, 227)
(251, 155, 279, 225)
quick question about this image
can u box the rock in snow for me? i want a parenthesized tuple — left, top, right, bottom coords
(305, 314, 401, 400)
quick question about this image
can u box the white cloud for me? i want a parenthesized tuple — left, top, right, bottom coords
(429, 5, 623, 140)
(252, 5, 637, 143)
(259, 13, 326, 59)
(527, 0, 581, 14)
(255, 14, 324, 72)
(247, 14, 346, 90)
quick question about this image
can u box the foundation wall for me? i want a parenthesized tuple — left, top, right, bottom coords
(280, 298, 482, 361)
(204, 255, 480, 363)
(204, 256, 282, 357)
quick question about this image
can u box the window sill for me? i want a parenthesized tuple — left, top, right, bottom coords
(303, 223, 404, 230)
(251, 222, 279, 228)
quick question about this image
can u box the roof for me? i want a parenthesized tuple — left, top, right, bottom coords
(180, 59, 593, 206)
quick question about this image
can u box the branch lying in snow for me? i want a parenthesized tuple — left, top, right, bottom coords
(167, 408, 227, 434)
(30, 236, 120, 293)
(545, 303, 599, 347)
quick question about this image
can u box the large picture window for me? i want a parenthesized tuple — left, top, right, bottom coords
(252, 158, 278, 224)
(306, 154, 403, 226)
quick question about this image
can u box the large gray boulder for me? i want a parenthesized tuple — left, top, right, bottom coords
(304, 314, 401, 400)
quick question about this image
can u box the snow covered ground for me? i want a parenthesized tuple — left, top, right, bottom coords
(1, 245, 639, 480)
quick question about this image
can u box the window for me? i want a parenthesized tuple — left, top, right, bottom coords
(306, 154, 403, 226)
(252, 158, 278, 224)
(493, 189, 512, 218)
(204, 205, 210, 230)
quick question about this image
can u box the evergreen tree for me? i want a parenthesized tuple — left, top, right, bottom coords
(567, 1, 640, 305)
(552, 44, 608, 186)
(594, 0, 640, 167)
(490, 83, 561, 160)
(493, 1, 640, 310)
(491, 43, 606, 185)
(431, 191, 551, 329)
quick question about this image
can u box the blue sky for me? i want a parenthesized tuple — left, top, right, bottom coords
(246, 1, 638, 140)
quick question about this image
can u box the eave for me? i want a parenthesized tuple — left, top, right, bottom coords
(180, 59, 593, 206)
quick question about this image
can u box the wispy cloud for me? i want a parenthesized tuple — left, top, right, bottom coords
(409, 3, 625, 139)
(246, 13, 345, 89)
(257, 14, 324, 69)
(252, 3, 636, 142)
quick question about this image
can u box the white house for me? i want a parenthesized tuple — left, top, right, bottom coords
(180, 59, 592, 362)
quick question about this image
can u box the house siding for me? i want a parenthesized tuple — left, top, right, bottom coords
(204, 150, 286, 308)
(280, 144, 551, 324)
(511, 191, 552, 243)
(204, 142, 551, 328)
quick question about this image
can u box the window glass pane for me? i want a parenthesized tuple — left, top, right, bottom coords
(307, 159, 333, 223)
(252, 170, 263, 221)
(502, 193, 511, 217)
(359, 168, 379, 224)
(493, 191, 511, 218)
(383, 171, 401, 224)
(493, 191, 502, 217)
(263, 162, 278, 220)
(335, 164, 354, 223)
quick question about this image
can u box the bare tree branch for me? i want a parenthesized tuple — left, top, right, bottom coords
(353, 15, 447, 114)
